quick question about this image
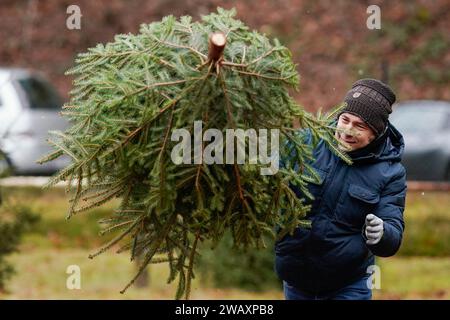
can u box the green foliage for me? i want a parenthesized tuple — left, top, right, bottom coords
(197, 231, 280, 291)
(38, 7, 348, 299)
(365, 5, 450, 87)
(0, 149, 11, 180)
(0, 149, 10, 206)
(391, 32, 450, 85)
(376, 6, 432, 50)
(0, 204, 40, 292)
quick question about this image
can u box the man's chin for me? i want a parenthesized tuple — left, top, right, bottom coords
(337, 143, 354, 152)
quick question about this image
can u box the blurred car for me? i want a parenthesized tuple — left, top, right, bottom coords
(390, 100, 450, 182)
(0, 68, 70, 175)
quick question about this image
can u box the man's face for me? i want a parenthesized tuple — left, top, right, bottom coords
(335, 113, 376, 151)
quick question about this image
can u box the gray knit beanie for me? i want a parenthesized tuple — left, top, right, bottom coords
(337, 78, 396, 136)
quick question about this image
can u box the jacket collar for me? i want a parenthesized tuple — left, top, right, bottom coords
(346, 121, 405, 163)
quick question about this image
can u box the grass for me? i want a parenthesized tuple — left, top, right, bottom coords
(399, 191, 450, 256)
(0, 186, 448, 299)
(3, 186, 118, 249)
(1, 247, 447, 299)
(374, 257, 450, 299)
(0, 248, 283, 299)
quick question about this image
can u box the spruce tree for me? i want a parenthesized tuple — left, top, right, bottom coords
(0, 149, 11, 205)
(38, 7, 350, 299)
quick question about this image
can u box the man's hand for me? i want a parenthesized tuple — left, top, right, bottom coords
(365, 214, 384, 245)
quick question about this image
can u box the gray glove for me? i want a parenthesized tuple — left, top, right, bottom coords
(365, 214, 384, 245)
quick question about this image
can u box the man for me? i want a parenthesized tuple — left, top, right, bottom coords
(275, 78, 407, 300)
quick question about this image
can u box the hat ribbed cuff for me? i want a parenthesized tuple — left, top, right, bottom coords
(337, 99, 388, 136)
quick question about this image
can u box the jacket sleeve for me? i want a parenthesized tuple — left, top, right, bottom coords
(364, 165, 407, 257)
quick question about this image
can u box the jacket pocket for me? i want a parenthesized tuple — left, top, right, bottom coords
(336, 183, 380, 229)
(275, 226, 311, 256)
(348, 184, 380, 204)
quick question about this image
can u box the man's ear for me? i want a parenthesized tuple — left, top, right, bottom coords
(368, 127, 377, 143)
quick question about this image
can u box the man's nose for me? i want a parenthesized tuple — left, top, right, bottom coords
(341, 122, 353, 132)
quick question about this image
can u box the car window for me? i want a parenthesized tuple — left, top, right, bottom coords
(17, 77, 62, 110)
(390, 107, 447, 132)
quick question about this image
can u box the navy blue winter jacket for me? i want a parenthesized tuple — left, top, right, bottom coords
(274, 121, 407, 294)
